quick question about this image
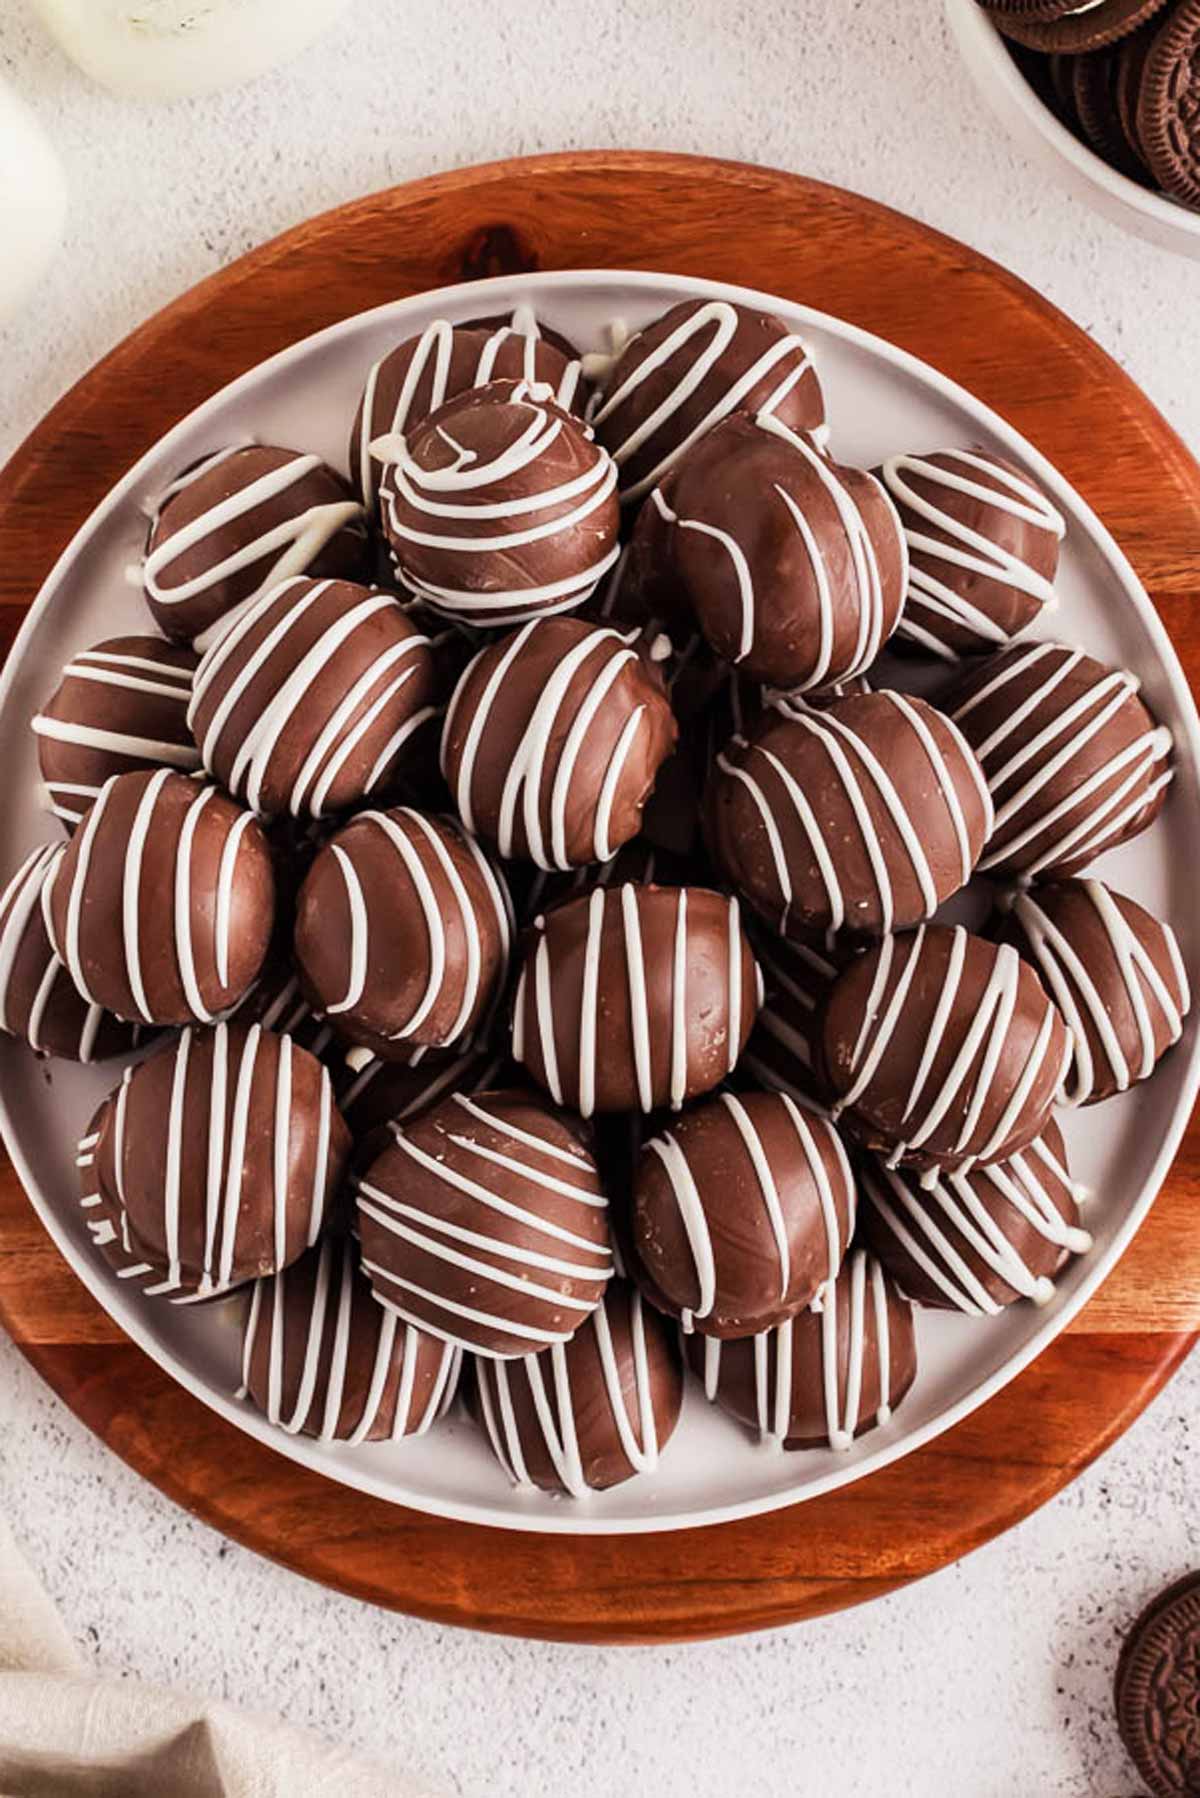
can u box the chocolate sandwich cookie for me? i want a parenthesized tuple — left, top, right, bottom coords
(1072, 46, 1151, 179)
(1114, 1571, 1200, 1798)
(1138, 0, 1200, 206)
(993, 0, 1170, 54)
(1116, 21, 1157, 161)
(982, 0, 1091, 17)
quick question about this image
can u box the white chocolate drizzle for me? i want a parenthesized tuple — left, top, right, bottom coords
(0, 843, 122, 1061)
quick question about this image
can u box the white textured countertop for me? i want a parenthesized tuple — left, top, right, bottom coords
(1, 3, 1198, 1794)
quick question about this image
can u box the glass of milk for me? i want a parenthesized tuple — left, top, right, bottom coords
(28, 0, 353, 99)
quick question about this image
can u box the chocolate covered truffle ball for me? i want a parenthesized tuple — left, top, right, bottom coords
(737, 930, 844, 1108)
(241, 1235, 461, 1442)
(591, 298, 825, 503)
(31, 635, 200, 829)
(947, 641, 1173, 881)
(188, 575, 437, 819)
(294, 806, 510, 1057)
(47, 769, 275, 1027)
(878, 448, 1065, 661)
(471, 1280, 683, 1495)
(633, 1091, 855, 1337)
(96, 1021, 349, 1299)
(378, 379, 620, 625)
(335, 1038, 508, 1169)
(441, 617, 678, 871)
(77, 1095, 175, 1296)
(0, 843, 141, 1061)
(143, 445, 368, 648)
(512, 883, 761, 1116)
(861, 1120, 1092, 1315)
(652, 413, 907, 689)
(356, 1088, 614, 1357)
(709, 691, 992, 942)
(351, 309, 585, 513)
(688, 1249, 917, 1451)
(821, 924, 1071, 1174)
(999, 879, 1190, 1104)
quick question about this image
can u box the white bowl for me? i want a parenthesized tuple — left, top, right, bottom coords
(2, 267, 1199, 1535)
(945, 0, 1200, 259)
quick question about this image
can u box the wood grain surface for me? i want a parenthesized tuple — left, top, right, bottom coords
(0, 150, 1198, 1643)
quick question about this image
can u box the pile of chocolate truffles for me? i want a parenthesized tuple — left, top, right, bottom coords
(4, 297, 1191, 1502)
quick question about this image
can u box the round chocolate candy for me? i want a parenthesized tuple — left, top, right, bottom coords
(77, 1095, 178, 1297)
(356, 1088, 614, 1358)
(512, 883, 761, 1116)
(31, 635, 200, 830)
(708, 690, 993, 942)
(652, 412, 907, 689)
(590, 298, 825, 503)
(441, 616, 678, 871)
(143, 445, 367, 648)
(0, 843, 142, 1061)
(294, 807, 511, 1058)
(47, 769, 275, 1027)
(687, 1249, 917, 1451)
(334, 1038, 508, 1170)
(471, 1281, 682, 1495)
(378, 379, 620, 626)
(861, 1119, 1091, 1314)
(946, 641, 1173, 881)
(188, 575, 437, 819)
(95, 1021, 349, 1299)
(998, 879, 1190, 1105)
(877, 448, 1064, 661)
(241, 1235, 462, 1443)
(821, 924, 1072, 1174)
(633, 1091, 856, 1337)
(351, 308, 585, 513)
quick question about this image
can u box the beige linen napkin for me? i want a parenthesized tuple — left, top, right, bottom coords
(0, 1516, 436, 1797)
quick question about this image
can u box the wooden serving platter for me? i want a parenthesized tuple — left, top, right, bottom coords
(1, 150, 1199, 1643)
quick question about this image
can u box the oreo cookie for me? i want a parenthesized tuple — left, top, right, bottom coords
(1138, 0, 1200, 205)
(1114, 1571, 1200, 1798)
(1071, 46, 1151, 179)
(994, 0, 1171, 53)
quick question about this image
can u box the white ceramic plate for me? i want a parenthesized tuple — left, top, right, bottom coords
(945, 0, 1200, 260)
(1, 268, 1198, 1536)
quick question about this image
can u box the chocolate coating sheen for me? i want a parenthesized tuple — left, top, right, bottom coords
(860, 1119, 1092, 1315)
(47, 769, 275, 1028)
(633, 1091, 856, 1337)
(821, 925, 1071, 1174)
(144, 446, 368, 648)
(32, 635, 200, 830)
(656, 413, 906, 689)
(945, 641, 1172, 881)
(708, 691, 992, 942)
(379, 379, 620, 626)
(77, 1096, 155, 1292)
(735, 929, 846, 1108)
(95, 1022, 349, 1300)
(512, 882, 761, 1116)
(878, 448, 1064, 662)
(189, 576, 437, 820)
(591, 298, 825, 503)
(998, 879, 1190, 1105)
(441, 617, 678, 872)
(351, 311, 586, 513)
(294, 806, 511, 1058)
(241, 1235, 462, 1443)
(0, 844, 142, 1062)
(334, 1038, 509, 1170)
(471, 1281, 683, 1495)
(686, 1249, 917, 1451)
(356, 1088, 614, 1358)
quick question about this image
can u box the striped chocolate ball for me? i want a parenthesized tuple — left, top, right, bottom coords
(31, 635, 199, 830)
(46, 768, 275, 1027)
(356, 1088, 614, 1358)
(441, 617, 678, 871)
(294, 807, 511, 1057)
(512, 883, 761, 1116)
(471, 1281, 683, 1495)
(188, 576, 437, 819)
(95, 1021, 349, 1300)
(708, 691, 992, 942)
(241, 1235, 461, 1443)
(633, 1091, 855, 1337)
